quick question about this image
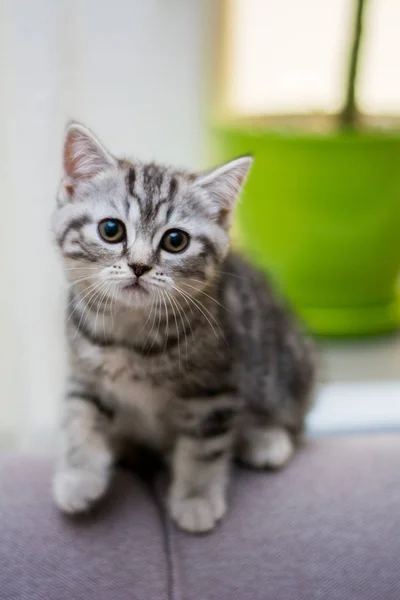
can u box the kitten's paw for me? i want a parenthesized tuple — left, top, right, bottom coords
(240, 426, 294, 470)
(53, 467, 110, 514)
(169, 488, 226, 533)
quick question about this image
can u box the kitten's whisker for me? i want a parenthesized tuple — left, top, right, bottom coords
(65, 273, 101, 289)
(167, 290, 181, 372)
(65, 280, 99, 309)
(173, 285, 225, 344)
(102, 283, 113, 340)
(171, 288, 196, 345)
(81, 282, 108, 334)
(172, 291, 193, 334)
(171, 284, 217, 327)
(161, 291, 170, 353)
(183, 289, 224, 333)
(216, 269, 249, 282)
(147, 292, 163, 355)
(94, 281, 110, 335)
(73, 281, 108, 340)
(63, 266, 100, 271)
(169, 291, 193, 362)
(170, 285, 194, 316)
(108, 282, 117, 324)
(149, 292, 162, 352)
(65, 281, 103, 324)
(136, 293, 156, 338)
(106, 284, 114, 330)
(109, 283, 118, 329)
(177, 297, 190, 363)
(143, 292, 159, 348)
(168, 292, 187, 362)
(183, 280, 231, 312)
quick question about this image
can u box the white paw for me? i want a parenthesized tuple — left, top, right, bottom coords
(169, 487, 226, 533)
(240, 427, 294, 469)
(53, 467, 110, 514)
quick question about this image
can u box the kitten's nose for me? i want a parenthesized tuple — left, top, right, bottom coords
(128, 263, 151, 278)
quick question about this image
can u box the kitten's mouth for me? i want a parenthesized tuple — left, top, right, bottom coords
(124, 280, 148, 294)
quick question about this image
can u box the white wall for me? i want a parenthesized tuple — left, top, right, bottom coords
(0, 0, 214, 450)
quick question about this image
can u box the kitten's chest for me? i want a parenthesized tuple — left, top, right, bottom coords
(111, 378, 172, 449)
(80, 343, 175, 447)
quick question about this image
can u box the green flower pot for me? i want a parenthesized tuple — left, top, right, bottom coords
(213, 123, 400, 337)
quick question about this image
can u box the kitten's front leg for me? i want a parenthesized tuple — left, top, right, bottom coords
(169, 400, 236, 533)
(53, 387, 115, 514)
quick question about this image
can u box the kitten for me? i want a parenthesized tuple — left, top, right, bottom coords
(52, 122, 314, 533)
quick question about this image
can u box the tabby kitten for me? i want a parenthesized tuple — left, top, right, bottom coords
(52, 123, 314, 533)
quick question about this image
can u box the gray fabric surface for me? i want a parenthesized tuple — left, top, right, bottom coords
(0, 455, 169, 600)
(173, 435, 400, 600)
(1, 435, 400, 600)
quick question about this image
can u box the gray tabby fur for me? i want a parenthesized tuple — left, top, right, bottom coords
(52, 123, 315, 533)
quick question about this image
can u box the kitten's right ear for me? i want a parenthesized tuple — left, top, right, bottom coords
(63, 122, 116, 186)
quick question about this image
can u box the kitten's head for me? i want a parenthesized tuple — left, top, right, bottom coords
(52, 123, 252, 309)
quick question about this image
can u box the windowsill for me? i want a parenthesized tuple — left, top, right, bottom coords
(308, 333, 400, 434)
(308, 381, 400, 434)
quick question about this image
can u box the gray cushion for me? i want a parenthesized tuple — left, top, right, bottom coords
(1, 435, 400, 600)
(0, 455, 169, 600)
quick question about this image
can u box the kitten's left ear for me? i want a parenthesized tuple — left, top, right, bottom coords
(194, 156, 253, 227)
(63, 122, 117, 185)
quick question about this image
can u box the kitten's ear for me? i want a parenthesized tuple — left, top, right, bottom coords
(63, 122, 116, 184)
(194, 156, 253, 227)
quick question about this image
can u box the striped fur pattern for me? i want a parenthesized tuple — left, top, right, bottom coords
(52, 123, 315, 533)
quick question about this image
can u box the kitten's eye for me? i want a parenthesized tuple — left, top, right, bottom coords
(98, 219, 126, 244)
(160, 229, 189, 253)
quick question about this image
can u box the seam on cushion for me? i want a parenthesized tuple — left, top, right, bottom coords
(148, 479, 183, 600)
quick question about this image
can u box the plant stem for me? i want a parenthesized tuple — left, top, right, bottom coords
(339, 0, 367, 130)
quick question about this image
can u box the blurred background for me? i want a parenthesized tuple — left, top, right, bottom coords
(0, 0, 399, 451)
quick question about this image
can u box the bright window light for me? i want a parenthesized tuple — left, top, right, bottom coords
(224, 0, 400, 117)
(359, 0, 400, 115)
